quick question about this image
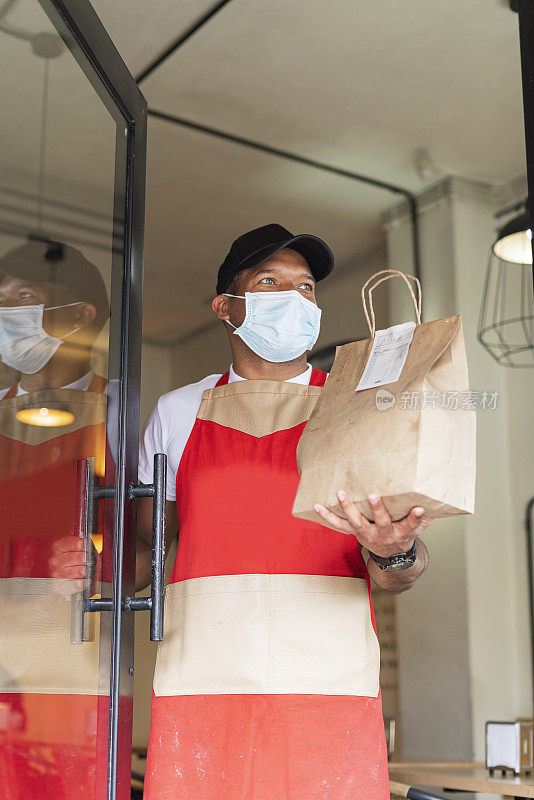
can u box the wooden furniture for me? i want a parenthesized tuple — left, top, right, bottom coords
(389, 761, 534, 798)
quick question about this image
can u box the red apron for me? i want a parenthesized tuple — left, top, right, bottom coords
(0, 375, 114, 800)
(144, 369, 389, 800)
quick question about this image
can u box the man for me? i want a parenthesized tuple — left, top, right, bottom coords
(51, 223, 431, 798)
(136, 224, 432, 800)
(0, 239, 111, 800)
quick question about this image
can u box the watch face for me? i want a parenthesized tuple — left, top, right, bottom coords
(382, 554, 416, 572)
(383, 560, 413, 572)
(370, 540, 417, 571)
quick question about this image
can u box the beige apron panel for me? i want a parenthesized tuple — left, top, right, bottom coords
(197, 380, 322, 437)
(153, 573, 380, 697)
(0, 577, 110, 695)
(0, 388, 107, 446)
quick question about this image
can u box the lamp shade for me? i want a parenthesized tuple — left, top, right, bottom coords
(478, 211, 534, 367)
(493, 212, 533, 264)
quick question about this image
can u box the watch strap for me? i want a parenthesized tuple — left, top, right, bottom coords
(368, 539, 418, 572)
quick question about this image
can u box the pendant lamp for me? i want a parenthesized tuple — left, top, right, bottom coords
(477, 207, 534, 367)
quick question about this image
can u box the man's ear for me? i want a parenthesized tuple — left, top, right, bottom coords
(74, 302, 97, 329)
(212, 295, 231, 321)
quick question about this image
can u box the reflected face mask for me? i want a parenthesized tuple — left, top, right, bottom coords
(0, 302, 83, 374)
(224, 290, 321, 363)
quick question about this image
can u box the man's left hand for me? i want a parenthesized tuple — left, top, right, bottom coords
(313, 491, 434, 557)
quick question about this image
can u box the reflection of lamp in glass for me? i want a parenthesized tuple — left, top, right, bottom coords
(16, 405, 74, 427)
(478, 206, 534, 367)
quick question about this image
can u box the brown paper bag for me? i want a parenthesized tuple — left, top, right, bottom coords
(292, 269, 476, 526)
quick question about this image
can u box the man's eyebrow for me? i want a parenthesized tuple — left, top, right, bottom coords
(5, 281, 39, 290)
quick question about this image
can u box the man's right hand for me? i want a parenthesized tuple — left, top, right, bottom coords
(48, 536, 99, 600)
(48, 496, 178, 594)
(49, 536, 87, 581)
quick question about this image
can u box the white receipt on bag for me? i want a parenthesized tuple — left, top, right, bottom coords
(356, 321, 416, 391)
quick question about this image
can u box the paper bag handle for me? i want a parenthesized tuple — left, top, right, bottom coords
(361, 269, 422, 337)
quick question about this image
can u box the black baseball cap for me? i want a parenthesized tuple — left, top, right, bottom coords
(0, 239, 109, 328)
(216, 223, 334, 295)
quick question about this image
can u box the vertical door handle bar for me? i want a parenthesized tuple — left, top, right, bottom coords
(71, 457, 113, 642)
(71, 457, 95, 643)
(127, 453, 167, 641)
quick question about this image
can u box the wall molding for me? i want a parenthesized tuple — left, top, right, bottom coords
(381, 174, 526, 230)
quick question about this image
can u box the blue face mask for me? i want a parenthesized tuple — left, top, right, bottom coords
(223, 290, 321, 363)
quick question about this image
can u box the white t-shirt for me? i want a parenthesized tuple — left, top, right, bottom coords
(138, 363, 314, 501)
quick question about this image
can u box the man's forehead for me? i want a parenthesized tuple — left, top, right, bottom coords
(265, 247, 310, 267)
(249, 249, 313, 275)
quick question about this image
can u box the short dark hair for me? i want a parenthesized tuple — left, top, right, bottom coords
(223, 273, 242, 296)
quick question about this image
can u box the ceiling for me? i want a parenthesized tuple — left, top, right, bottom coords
(1, 0, 527, 344)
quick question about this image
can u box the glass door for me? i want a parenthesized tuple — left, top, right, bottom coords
(0, 1, 147, 798)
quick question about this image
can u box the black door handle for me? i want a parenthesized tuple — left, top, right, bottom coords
(127, 453, 167, 641)
(71, 456, 115, 643)
(71, 456, 97, 644)
(71, 453, 167, 643)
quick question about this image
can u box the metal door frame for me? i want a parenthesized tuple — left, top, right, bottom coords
(36, 1, 147, 797)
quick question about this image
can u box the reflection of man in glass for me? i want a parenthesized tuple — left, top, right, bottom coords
(0, 240, 110, 572)
(0, 240, 110, 800)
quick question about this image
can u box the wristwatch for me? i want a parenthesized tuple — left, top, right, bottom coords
(368, 539, 418, 572)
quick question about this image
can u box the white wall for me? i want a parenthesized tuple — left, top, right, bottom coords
(313, 243, 389, 348)
(139, 340, 174, 428)
(451, 186, 534, 757)
(506, 362, 534, 726)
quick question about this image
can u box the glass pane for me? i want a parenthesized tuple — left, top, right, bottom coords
(0, 1, 122, 798)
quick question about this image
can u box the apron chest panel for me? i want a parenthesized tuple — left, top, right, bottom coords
(197, 379, 322, 438)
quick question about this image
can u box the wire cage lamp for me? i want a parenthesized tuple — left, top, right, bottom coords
(477, 202, 534, 367)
